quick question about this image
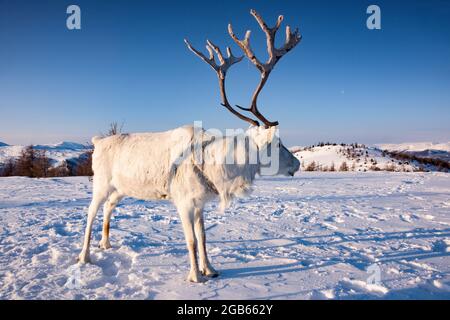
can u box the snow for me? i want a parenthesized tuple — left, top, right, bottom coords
(2, 141, 447, 172)
(34, 141, 89, 151)
(375, 142, 450, 164)
(376, 142, 450, 153)
(0, 141, 89, 167)
(0, 172, 449, 300)
(340, 278, 389, 296)
(0, 145, 24, 163)
(294, 145, 418, 172)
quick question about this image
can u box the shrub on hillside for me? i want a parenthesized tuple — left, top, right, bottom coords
(339, 161, 349, 171)
(74, 151, 93, 176)
(329, 162, 335, 172)
(305, 161, 317, 171)
(13, 146, 51, 177)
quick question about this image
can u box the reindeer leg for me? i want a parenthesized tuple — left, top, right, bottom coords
(78, 192, 107, 263)
(99, 191, 122, 250)
(194, 208, 218, 277)
(178, 203, 206, 283)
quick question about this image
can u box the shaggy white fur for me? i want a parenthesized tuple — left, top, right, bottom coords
(78, 125, 300, 282)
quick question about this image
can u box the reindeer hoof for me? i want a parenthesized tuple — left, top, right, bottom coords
(77, 253, 91, 264)
(201, 268, 219, 278)
(98, 240, 112, 250)
(187, 271, 207, 283)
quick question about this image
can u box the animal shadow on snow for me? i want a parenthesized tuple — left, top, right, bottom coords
(215, 227, 450, 281)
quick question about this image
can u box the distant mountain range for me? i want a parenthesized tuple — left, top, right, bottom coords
(0, 141, 90, 168)
(33, 141, 89, 151)
(375, 142, 450, 153)
(375, 142, 450, 163)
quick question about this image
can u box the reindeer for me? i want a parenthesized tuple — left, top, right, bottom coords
(78, 9, 301, 283)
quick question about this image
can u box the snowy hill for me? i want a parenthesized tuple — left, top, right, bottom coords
(375, 142, 450, 163)
(376, 142, 450, 153)
(0, 141, 91, 168)
(0, 142, 8, 147)
(34, 141, 89, 151)
(292, 143, 448, 172)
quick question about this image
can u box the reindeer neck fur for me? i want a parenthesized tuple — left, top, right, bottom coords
(197, 130, 261, 211)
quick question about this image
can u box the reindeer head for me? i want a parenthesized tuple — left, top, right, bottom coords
(185, 9, 301, 176)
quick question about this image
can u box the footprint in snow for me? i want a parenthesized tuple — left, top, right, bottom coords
(400, 214, 413, 223)
(272, 208, 284, 217)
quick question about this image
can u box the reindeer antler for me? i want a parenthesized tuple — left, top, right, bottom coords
(185, 9, 301, 127)
(185, 39, 259, 126)
(229, 9, 302, 127)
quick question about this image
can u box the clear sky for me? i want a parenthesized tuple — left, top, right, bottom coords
(1, 0, 449, 146)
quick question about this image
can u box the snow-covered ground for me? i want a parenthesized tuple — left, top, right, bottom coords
(0, 172, 449, 300)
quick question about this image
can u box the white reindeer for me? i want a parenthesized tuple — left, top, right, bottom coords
(78, 9, 301, 283)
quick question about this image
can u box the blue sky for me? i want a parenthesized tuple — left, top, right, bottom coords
(0, 0, 449, 146)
